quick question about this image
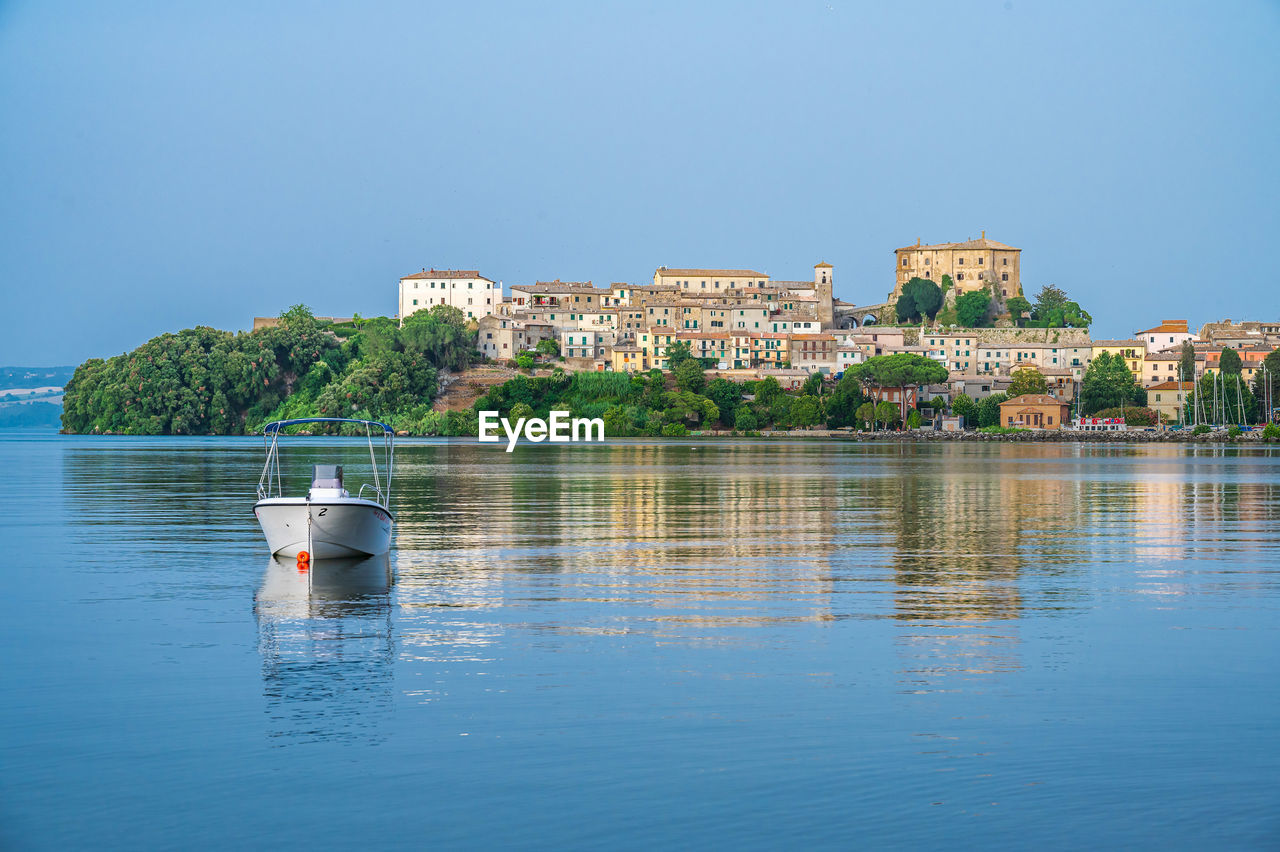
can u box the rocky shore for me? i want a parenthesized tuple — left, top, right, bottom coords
(696, 428, 1277, 444)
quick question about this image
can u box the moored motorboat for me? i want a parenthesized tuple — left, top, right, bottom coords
(254, 418, 395, 559)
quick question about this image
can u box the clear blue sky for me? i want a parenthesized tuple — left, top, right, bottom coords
(2, 0, 1277, 365)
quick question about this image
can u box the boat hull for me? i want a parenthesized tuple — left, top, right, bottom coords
(254, 498, 393, 558)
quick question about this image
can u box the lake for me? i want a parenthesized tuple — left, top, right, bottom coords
(2, 433, 1278, 849)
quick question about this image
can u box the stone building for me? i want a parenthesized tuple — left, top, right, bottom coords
(892, 233, 1022, 301)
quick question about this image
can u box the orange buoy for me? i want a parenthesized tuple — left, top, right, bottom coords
(297, 550, 310, 563)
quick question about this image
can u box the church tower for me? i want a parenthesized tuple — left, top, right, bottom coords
(814, 262, 834, 328)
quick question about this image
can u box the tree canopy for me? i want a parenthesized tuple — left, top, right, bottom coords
(1008, 366, 1049, 397)
(851, 353, 949, 389)
(1027, 284, 1091, 329)
(955, 291, 991, 328)
(1080, 351, 1144, 414)
(62, 304, 478, 435)
(894, 277, 944, 324)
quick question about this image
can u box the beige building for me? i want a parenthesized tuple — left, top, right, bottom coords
(477, 315, 555, 360)
(399, 269, 498, 322)
(893, 233, 1022, 301)
(999, 394, 1071, 430)
(1147, 381, 1193, 425)
(653, 267, 770, 292)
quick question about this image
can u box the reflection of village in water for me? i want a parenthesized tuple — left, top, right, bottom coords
(387, 441, 1280, 692)
(254, 556, 393, 744)
(59, 439, 1280, 737)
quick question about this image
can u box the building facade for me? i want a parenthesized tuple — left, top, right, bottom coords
(399, 269, 498, 322)
(893, 233, 1022, 301)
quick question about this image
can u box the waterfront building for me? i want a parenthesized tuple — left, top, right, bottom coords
(892, 233, 1022, 301)
(999, 394, 1071, 430)
(477, 315, 556, 360)
(1147, 381, 1193, 424)
(399, 269, 498, 322)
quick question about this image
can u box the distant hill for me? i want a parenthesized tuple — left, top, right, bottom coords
(0, 401, 62, 430)
(0, 366, 75, 391)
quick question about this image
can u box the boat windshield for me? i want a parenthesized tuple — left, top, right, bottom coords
(312, 464, 344, 489)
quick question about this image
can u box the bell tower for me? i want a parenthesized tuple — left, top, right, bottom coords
(814, 262, 834, 328)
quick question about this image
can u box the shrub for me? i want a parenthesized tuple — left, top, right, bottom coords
(1227, 425, 1242, 439)
(1192, 424, 1211, 435)
(1262, 423, 1280, 442)
(661, 422, 688, 437)
(516, 354, 534, 371)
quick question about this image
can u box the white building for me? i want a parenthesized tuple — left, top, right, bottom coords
(399, 269, 499, 323)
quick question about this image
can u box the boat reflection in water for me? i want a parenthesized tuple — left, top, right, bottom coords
(254, 554, 394, 744)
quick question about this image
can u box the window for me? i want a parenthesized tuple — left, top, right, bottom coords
(901, 258, 907, 267)
(468, 282, 473, 289)
(1002, 258, 1008, 265)
(1001, 272, 1008, 281)
(978, 257, 984, 265)
(925, 258, 931, 266)
(957, 273, 964, 280)
(958, 258, 965, 265)
(412, 299, 418, 305)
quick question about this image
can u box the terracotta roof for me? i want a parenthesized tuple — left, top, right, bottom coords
(814, 262, 833, 268)
(1000, 394, 1068, 406)
(1148, 381, 1194, 390)
(655, 268, 769, 278)
(790, 334, 836, 341)
(401, 269, 492, 281)
(1134, 320, 1190, 335)
(1144, 352, 1181, 361)
(512, 281, 600, 293)
(896, 236, 1019, 252)
(1092, 339, 1143, 347)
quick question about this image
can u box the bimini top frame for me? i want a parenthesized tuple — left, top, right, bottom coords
(257, 418, 394, 509)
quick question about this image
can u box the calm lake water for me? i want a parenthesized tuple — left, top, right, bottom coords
(2, 432, 1278, 849)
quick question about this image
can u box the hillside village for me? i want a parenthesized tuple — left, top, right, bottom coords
(379, 235, 1279, 430)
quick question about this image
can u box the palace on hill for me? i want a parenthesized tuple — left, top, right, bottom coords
(362, 234, 1276, 421)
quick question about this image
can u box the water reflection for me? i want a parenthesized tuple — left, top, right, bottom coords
(254, 555, 393, 744)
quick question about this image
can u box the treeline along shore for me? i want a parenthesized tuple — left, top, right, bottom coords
(60, 306, 1280, 442)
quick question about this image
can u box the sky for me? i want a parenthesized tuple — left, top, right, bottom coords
(2, 0, 1278, 365)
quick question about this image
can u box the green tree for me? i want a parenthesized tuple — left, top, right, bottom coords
(755, 376, 783, 405)
(825, 371, 868, 427)
(1008, 366, 1049, 397)
(906, 408, 922, 429)
(791, 395, 822, 428)
(536, 338, 559, 356)
(955, 291, 991, 328)
(894, 277, 944, 324)
(516, 354, 534, 371)
(1219, 346, 1242, 376)
(950, 393, 976, 424)
(706, 378, 742, 423)
(801, 372, 825, 397)
(874, 400, 900, 430)
(662, 390, 718, 425)
(674, 359, 707, 394)
(1080, 352, 1143, 414)
(665, 340, 693, 369)
(976, 392, 1007, 427)
(734, 406, 758, 431)
(1006, 296, 1032, 326)
(929, 395, 947, 411)
(855, 401, 875, 429)
(1180, 340, 1197, 382)
(1252, 347, 1280, 420)
(1033, 284, 1069, 317)
(851, 353, 949, 390)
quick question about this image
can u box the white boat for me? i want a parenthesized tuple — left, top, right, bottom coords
(254, 418, 395, 559)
